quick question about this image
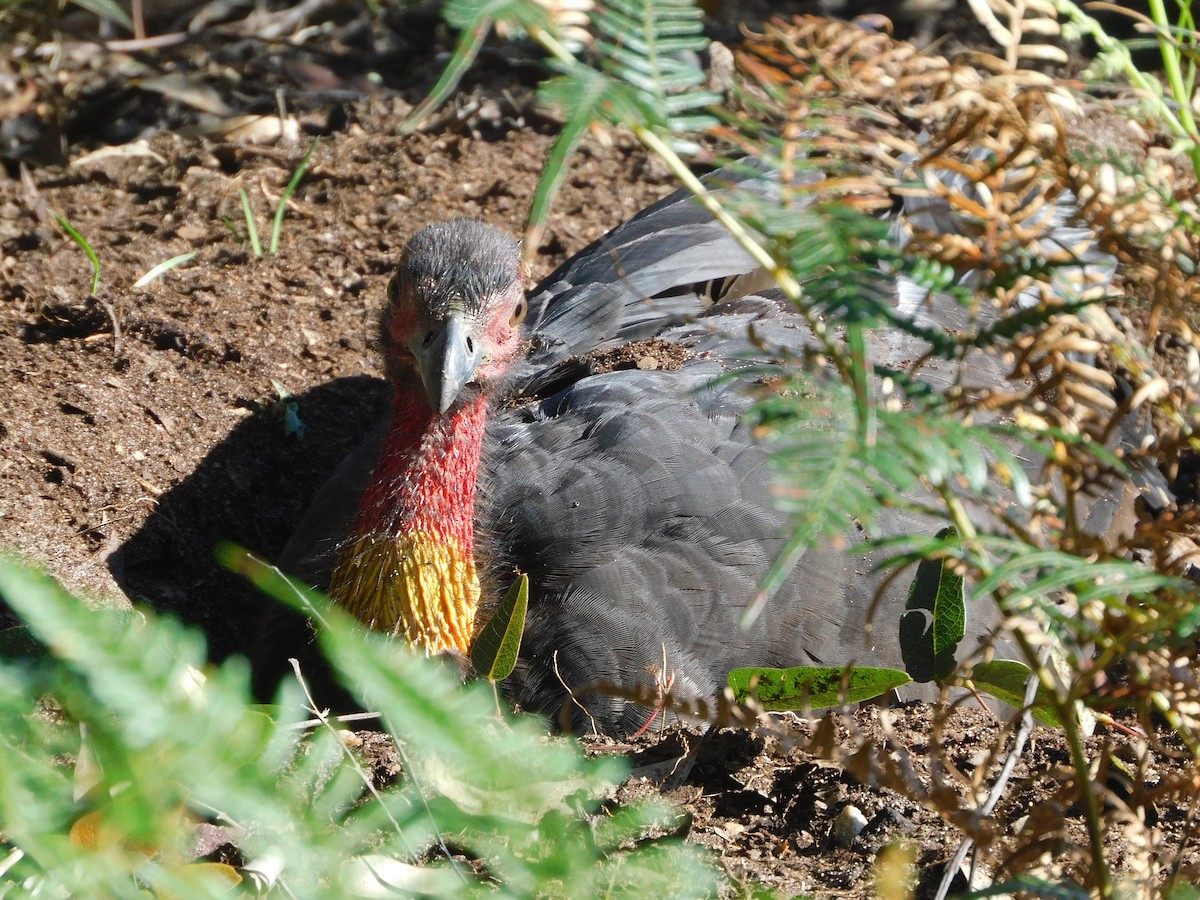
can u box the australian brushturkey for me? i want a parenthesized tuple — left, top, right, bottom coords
(266, 164, 1152, 736)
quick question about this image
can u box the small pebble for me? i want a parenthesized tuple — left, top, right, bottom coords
(828, 804, 868, 847)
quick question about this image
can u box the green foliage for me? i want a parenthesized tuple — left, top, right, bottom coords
(12, 1, 1200, 894)
(900, 527, 966, 684)
(401, 0, 553, 133)
(525, 0, 718, 247)
(727, 665, 911, 711)
(401, 0, 717, 253)
(968, 660, 1061, 727)
(271, 137, 321, 255)
(409, 0, 716, 138)
(66, 0, 131, 29)
(48, 210, 101, 295)
(269, 379, 306, 439)
(747, 198, 904, 326)
(522, 68, 615, 248)
(882, 531, 1191, 661)
(683, 21, 1200, 887)
(589, 0, 719, 136)
(232, 139, 320, 257)
(1060, 0, 1200, 178)
(471, 573, 529, 682)
(239, 188, 261, 256)
(133, 251, 199, 289)
(749, 374, 1032, 601)
(0, 554, 722, 896)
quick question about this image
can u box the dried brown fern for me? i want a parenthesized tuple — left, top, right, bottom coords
(716, 10, 1200, 894)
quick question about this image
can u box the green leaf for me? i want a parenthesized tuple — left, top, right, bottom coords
(0, 550, 727, 896)
(899, 526, 965, 683)
(49, 210, 101, 295)
(727, 665, 911, 710)
(969, 659, 1062, 727)
(269, 138, 320, 255)
(133, 251, 198, 289)
(470, 573, 529, 681)
(239, 189, 261, 257)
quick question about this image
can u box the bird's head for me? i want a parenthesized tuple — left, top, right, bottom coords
(382, 219, 527, 415)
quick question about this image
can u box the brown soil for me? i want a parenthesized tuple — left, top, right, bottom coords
(2, 4, 1198, 896)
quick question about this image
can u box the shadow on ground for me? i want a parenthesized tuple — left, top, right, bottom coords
(107, 375, 388, 676)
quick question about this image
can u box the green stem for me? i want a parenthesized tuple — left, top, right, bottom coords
(1014, 625, 1114, 897)
(941, 485, 1112, 894)
(240, 189, 261, 257)
(528, 24, 578, 66)
(1147, 0, 1200, 167)
(634, 127, 800, 296)
(1055, 0, 1200, 178)
(401, 19, 491, 134)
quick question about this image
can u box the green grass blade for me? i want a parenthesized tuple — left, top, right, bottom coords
(240, 189, 261, 257)
(269, 138, 321, 256)
(220, 217, 243, 241)
(49, 210, 101, 295)
(400, 17, 492, 134)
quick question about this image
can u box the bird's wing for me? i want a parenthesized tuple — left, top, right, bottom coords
(519, 162, 790, 376)
(481, 175, 1160, 732)
(482, 319, 964, 735)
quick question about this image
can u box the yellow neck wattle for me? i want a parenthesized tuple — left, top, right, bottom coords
(329, 529, 480, 654)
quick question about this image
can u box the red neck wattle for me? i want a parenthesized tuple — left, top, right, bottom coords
(355, 388, 489, 549)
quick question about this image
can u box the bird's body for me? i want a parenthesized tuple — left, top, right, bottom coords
(274, 165, 1144, 736)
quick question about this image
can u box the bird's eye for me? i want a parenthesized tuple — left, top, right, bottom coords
(509, 298, 527, 328)
(386, 275, 403, 306)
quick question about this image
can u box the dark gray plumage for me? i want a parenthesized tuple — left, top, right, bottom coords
(273, 164, 1153, 736)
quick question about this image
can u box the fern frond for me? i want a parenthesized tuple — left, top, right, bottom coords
(402, 0, 552, 133)
(557, 0, 720, 141)
(0, 555, 722, 896)
(748, 363, 1039, 601)
(524, 0, 718, 254)
(883, 531, 1193, 652)
(965, 0, 1068, 68)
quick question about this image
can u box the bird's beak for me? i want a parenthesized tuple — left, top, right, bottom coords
(412, 312, 484, 415)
